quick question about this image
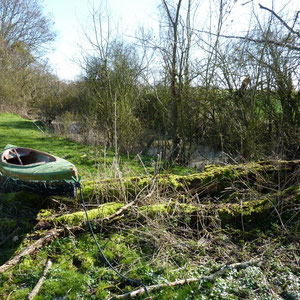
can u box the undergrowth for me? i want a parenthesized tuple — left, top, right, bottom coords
(0, 113, 299, 299)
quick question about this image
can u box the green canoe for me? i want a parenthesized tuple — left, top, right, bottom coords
(0, 144, 78, 197)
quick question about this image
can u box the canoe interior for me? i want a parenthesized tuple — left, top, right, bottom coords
(2, 148, 56, 166)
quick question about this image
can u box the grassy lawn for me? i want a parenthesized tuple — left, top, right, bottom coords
(0, 113, 102, 179)
(0, 113, 193, 180)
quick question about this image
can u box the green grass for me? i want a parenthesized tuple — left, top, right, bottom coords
(0, 113, 194, 179)
(1, 228, 299, 300)
(0, 113, 97, 178)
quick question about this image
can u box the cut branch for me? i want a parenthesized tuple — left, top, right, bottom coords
(0, 228, 63, 274)
(27, 258, 52, 300)
(101, 200, 137, 223)
(110, 260, 259, 299)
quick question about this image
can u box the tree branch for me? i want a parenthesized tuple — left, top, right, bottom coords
(259, 3, 300, 38)
(0, 228, 63, 274)
(110, 259, 260, 299)
(27, 258, 52, 300)
(0, 199, 142, 274)
(195, 29, 300, 51)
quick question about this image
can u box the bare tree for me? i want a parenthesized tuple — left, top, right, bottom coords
(258, 3, 300, 38)
(162, 0, 182, 160)
(0, 0, 56, 54)
(196, 2, 300, 52)
(77, 2, 145, 152)
(200, 1, 300, 158)
(155, 0, 198, 162)
(0, 0, 56, 111)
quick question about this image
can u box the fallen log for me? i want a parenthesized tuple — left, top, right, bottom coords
(137, 185, 300, 229)
(76, 160, 300, 203)
(49, 185, 152, 227)
(6, 180, 293, 275)
(43, 183, 300, 230)
(53, 202, 124, 226)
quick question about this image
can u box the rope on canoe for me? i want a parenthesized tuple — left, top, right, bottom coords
(72, 176, 151, 298)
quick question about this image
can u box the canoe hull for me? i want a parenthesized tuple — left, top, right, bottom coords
(0, 145, 78, 198)
(0, 173, 76, 197)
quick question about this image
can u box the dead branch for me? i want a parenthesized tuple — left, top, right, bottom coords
(110, 259, 259, 299)
(101, 180, 156, 223)
(195, 30, 300, 52)
(259, 3, 300, 38)
(0, 228, 63, 274)
(27, 258, 52, 300)
(101, 200, 136, 223)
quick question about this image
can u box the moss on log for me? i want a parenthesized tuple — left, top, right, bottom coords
(138, 185, 299, 229)
(53, 202, 124, 226)
(79, 160, 300, 202)
(45, 185, 299, 230)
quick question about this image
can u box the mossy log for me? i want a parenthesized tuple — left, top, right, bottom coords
(42, 198, 142, 227)
(138, 186, 299, 228)
(4, 186, 295, 272)
(45, 185, 300, 230)
(79, 160, 300, 203)
(53, 202, 124, 226)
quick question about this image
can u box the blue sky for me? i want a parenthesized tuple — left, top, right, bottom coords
(44, 0, 299, 81)
(44, 0, 160, 81)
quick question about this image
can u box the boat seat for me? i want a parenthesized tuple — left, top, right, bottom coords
(3, 149, 33, 165)
(2, 148, 56, 165)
